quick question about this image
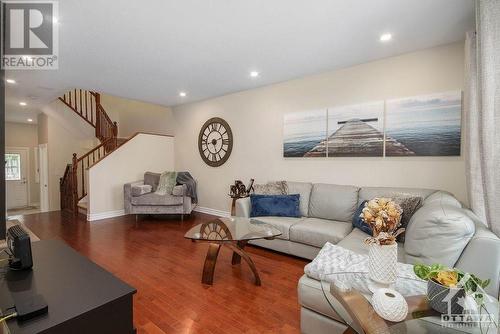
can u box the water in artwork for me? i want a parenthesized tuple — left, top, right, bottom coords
(385, 91, 462, 156)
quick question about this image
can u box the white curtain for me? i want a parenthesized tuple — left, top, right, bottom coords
(465, 0, 500, 237)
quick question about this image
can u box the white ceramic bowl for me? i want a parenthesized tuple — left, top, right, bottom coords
(371, 288, 408, 322)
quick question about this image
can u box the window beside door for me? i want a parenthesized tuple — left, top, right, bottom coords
(5, 153, 21, 181)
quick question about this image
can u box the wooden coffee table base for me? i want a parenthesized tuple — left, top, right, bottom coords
(202, 241, 261, 286)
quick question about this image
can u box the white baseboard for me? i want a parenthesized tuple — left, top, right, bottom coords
(193, 206, 230, 218)
(88, 206, 229, 221)
(88, 209, 126, 221)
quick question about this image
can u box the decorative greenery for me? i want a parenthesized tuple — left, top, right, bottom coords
(414, 263, 499, 332)
(361, 197, 404, 245)
(414, 263, 490, 301)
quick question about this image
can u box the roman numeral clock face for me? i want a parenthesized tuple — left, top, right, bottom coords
(198, 117, 233, 167)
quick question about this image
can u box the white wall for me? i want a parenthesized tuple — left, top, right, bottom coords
(38, 95, 174, 212)
(87, 133, 175, 220)
(41, 100, 98, 211)
(173, 42, 467, 214)
(100, 94, 175, 138)
(5, 122, 40, 205)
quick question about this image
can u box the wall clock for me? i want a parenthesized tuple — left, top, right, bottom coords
(198, 117, 233, 167)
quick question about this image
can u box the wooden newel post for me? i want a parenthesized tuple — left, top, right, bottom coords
(59, 177, 63, 210)
(113, 122, 118, 147)
(72, 153, 78, 215)
(95, 93, 101, 138)
(94, 92, 100, 105)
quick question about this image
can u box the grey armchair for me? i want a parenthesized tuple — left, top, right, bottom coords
(124, 172, 196, 220)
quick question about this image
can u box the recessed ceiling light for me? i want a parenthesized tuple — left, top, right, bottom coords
(250, 71, 259, 78)
(27, 118, 33, 122)
(179, 92, 187, 97)
(380, 33, 392, 42)
(6, 79, 16, 84)
(19, 102, 27, 106)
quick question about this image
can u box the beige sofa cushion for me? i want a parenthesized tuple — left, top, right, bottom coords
(287, 182, 313, 217)
(308, 184, 359, 222)
(404, 202, 475, 268)
(252, 216, 304, 240)
(298, 275, 344, 322)
(290, 218, 353, 248)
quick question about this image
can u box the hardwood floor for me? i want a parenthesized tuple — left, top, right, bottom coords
(17, 212, 308, 334)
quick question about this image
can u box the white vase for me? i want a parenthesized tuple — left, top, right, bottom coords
(368, 243, 397, 285)
(371, 288, 408, 322)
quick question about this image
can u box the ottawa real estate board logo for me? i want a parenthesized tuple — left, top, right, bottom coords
(1, 1, 59, 70)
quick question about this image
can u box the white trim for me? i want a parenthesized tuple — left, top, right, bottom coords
(193, 206, 230, 217)
(34, 148, 40, 184)
(88, 206, 230, 221)
(38, 144, 49, 212)
(88, 209, 126, 222)
(29, 202, 40, 208)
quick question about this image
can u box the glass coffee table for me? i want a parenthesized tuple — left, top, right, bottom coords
(184, 217, 281, 286)
(320, 272, 499, 334)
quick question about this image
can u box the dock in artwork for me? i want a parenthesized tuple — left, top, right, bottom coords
(305, 119, 415, 157)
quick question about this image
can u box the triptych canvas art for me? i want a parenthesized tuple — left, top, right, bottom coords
(283, 91, 462, 157)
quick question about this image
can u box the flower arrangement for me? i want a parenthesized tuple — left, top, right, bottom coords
(361, 197, 404, 245)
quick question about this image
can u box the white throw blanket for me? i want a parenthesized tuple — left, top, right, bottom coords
(304, 243, 426, 296)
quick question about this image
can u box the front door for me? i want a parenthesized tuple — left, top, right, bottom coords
(5, 148, 29, 209)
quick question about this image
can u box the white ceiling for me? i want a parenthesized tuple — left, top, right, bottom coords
(5, 0, 474, 123)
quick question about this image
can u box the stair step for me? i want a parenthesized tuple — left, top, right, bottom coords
(77, 208, 87, 218)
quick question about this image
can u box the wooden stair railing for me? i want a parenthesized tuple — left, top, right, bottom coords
(59, 89, 119, 215)
(59, 89, 97, 127)
(96, 104, 118, 153)
(59, 90, 118, 150)
(59, 137, 119, 214)
(60, 164, 75, 212)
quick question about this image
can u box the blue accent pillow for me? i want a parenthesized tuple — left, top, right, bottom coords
(250, 194, 301, 218)
(352, 200, 373, 235)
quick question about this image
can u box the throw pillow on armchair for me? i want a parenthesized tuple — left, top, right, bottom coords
(131, 184, 152, 197)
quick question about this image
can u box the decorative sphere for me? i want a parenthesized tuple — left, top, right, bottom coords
(371, 288, 408, 322)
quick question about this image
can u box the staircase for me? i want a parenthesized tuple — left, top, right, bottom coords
(59, 90, 122, 215)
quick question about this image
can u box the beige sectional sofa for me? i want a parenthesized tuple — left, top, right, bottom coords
(235, 182, 500, 334)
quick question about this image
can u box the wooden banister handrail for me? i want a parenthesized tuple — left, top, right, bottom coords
(77, 137, 116, 163)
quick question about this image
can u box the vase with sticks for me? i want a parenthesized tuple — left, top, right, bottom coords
(229, 179, 254, 216)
